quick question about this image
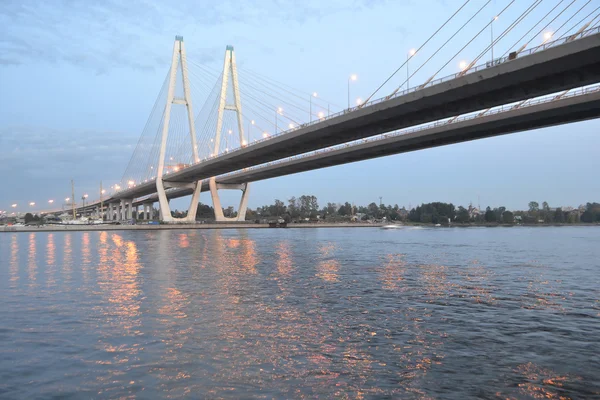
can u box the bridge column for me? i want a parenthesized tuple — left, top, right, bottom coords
(125, 199, 133, 220)
(119, 200, 125, 221)
(155, 36, 202, 224)
(143, 203, 150, 220)
(208, 45, 250, 222)
(210, 179, 250, 222)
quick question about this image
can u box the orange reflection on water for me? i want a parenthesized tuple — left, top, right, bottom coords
(107, 234, 142, 330)
(98, 231, 109, 267)
(81, 232, 91, 264)
(45, 233, 56, 287)
(380, 254, 406, 291)
(178, 233, 189, 248)
(81, 232, 91, 284)
(513, 362, 579, 399)
(10, 235, 19, 285)
(62, 233, 73, 283)
(239, 237, 258, 274)
(27, 233, 37, 285)
(276, 241, 293, 277)
(316, 243, 339, 282)
(158, 287, 189, 319)
(46, 233, 55, 266)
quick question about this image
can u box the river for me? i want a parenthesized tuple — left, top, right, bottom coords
(1, 226, 598, 398)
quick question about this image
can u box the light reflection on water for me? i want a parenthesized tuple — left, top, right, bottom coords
(0, 227, 599, 399)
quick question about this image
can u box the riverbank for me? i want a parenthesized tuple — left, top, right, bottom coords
(0, 222, 384, 233)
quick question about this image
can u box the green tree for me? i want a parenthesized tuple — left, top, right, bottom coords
(484, 207, 497, 222)
(274, 199, 285, 216)
(502, 210, 514, 224)
(367, 202, 379, 218)
(528, 201, 539, 212)
(288, 197, 299, 219)
(24, 213, 34, 224)
(554, 207, 565, 223)
(456, 206, 470, 223)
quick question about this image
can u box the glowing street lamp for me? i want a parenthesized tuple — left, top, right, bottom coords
(11, 203, 17, 208)
(407, 49, 416, 89)
(356, 97, 363, 106)
(276, 107, 283, 133)
(459, 60, 468, 71)
(543, 31, 553, 44)
(48, 199, 54, 204)
(128, 180, 135, 186)
(262, 132, 269, 139)
(29, 202, 35, 207)
(317, 111, 325, 120)
(310, 92, 317, 122)
(348, 74, 357, 108)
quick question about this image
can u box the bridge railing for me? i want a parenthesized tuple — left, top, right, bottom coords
(216, 84, 600, 181)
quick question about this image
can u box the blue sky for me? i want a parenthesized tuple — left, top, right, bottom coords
(1, 0, 598, 213)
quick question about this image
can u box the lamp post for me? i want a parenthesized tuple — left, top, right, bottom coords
(276, 107, 283, 133)
(542, 31, 553, 46)
(310, 92, 317, 122)
(407, 49, 416, 90)
(348, 74, 357, 109)
(491, 16, 498, 62)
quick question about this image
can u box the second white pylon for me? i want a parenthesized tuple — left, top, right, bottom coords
(209, 45, 250, 222)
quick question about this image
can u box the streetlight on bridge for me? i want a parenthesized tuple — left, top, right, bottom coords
(407, 49, 416, 89)
(348, 74, 357, 109)
(310, 92, 317, 122)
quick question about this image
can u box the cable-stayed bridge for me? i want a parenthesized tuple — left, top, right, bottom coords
(32, 2, 600, 222)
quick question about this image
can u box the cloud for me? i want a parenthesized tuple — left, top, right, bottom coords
(0, 126, 136, 182)
(0, 0, 390, 71)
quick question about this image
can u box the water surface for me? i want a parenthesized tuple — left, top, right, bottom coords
(1, 227, 599, 398)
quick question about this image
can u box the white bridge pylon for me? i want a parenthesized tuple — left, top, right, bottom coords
(156, 35, 201, 223)
(209, 45, 250, 222)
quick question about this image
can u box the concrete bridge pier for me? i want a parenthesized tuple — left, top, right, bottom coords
(143, 203, 153, 220)
(209, 178, 250, 222)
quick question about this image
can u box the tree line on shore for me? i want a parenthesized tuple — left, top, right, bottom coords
(188, 196, 600, 224)
(8, 197, 599, 225)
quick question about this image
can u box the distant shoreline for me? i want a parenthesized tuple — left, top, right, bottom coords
(0, 222, 382, 233)
(1, 222, 598, 233)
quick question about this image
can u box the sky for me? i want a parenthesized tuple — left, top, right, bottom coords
(0, 0, 598, 214)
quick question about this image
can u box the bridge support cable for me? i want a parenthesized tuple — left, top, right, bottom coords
(120, 70, 170, 190)
(458, 0, 545, 76)
(237, 68, 342, 121)
(208, 45, 251, 222)
(552, 1, 593, 38)
(362, 0, 473, 106)
(154, 36, 203, 223)
(501, 0, 574, 57)
(383, 0, 493, 100)
(522, 0, 579, 49)
(559, 8, 600, 40)
(421, 1, 516, 84)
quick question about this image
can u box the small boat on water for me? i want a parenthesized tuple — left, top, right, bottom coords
(381, 224, 403, 229)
